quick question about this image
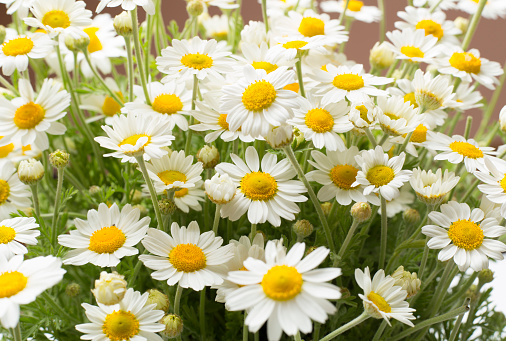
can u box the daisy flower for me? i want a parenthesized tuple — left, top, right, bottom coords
(0, 138, 41, 165)
(124, 81, 191, 131)
(320, 0, 382, 23)
(354, 146, 412, 201)
(413, 0, 457, 10)
(409, 168, 460, 206)
(288, 93, 353, 151)
(348, 98, 380, 131)
(0, 0, 33, 17)
(449, 82, 483, 111)
(0, 254, 65, 329)
(422, 201, 506, 271)
(76, 288, 164, 341)
(240, 21, 269, 48)
(0, 160, 31, 220)
(412, 69, 456, 112)
(58, 203, 150, 267)
(385, 29, 440, 64)
(0, 33, 55, 76)
(306, 147, 369, 205)
(220, 65, 298, 138)
(94, 113, 175, 163)
(226, 241, 341, 341)
(97, 0, 155, 14)
(474, 156, 506, 218)
(310, 64, 392, 104)
(79, 77, 124, 123)
(355, 267, 416, 326)
(425, 133, 495, 172)
(202, 14, 230, 41)
(457, 0, 506, 20)
(386, 124, 433, 157)
(240, 41, 289, 75)
(139, 221, 233, 291)
(156, 37, 233, 83)
(436, 47, 503, 90)
(376, 96, 421, 137)
(302, 49, 355, 76)
(0, 217, 39, 258)
(0, 79, 70, 151)
(215, 146, 307, 226)
(268, 35, 328, 62)
(24, 0, 92, 39)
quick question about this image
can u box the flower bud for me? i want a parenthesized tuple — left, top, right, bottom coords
(205, 173, 236, 204)
(91, 271, 127, 305)
(466, 284, 479, 302)
(391, 266, 421, 298)
(292, 220, 313, 239)
(161, 314, 184, 339)
(114, 12, 133, 36)
(499, 106, 506, 132)
(265, 125, 293, 149)
(17, 158, 44, 185)
(65, 282, 81, 297)
(403, 208, 420, 225)
(351, 202, 372, 223)
(159, 198, 177, 215)
(187, 0, 204, 17)
(197, 145, 220, 169)
(478, 269, 494, 285)
(0, 25, 6, 45)
(370, 42, 395, 70)
(89, 185, 101, 196)
(49, 149, 70, 169)
(64, 34, 90, 52)
(293, 127, 305, 147)
(145, 289, 170, 313)
(321, 202, 332, 217)
(454, 17, 469, 35)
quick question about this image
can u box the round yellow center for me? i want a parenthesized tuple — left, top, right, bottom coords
(500, 174, 506, 193)
(305, 108, 334, 133)
(416, 20, 444, 40)
(410, 124, 428, 143)
(242, 80, 277, 112)
(0, 143, 14, 158)
(449, 141, 483, 159)
(401, 46, 425, 59)
(298, 17, 325, 37)
(447, 219, 484, 250)
(2, 37, 34, 56)
(367, 291, 391, 313)
(332, 74, 364, 91)
(240, 171, 278, 201)
(283, 83, 299, 93)
(42, 10, 71, 29)
(218, 113, 229, 130)
(180, 53, 213, 70)
(88, 226, 126, 254)
(384, 112, 400, 120)
(347, 0, 364, 11)
(14, 102, 45, 129)
(261, 265, 303, 301)
(252, 61, 278, 74)
(0, 271, 28, 298)
(367, 165, 395, 187)
(152, 94, 183, 115)
(330, 165, 359, 190)
(0, 225, 15, 244)
(118, 134, 151, 148)
(102, 95, 123, 117)
(169, 243, 207, 272)
(0, 179, 10, 205)
(102, 311, 140, 341)
(83, 27, 103, 53)
(449, 52, 481, 74)
(157, 170, 189, 197)
(355, 105, 371, 124)
(404, 92, 418, 108)
(282, 41, 308, 49)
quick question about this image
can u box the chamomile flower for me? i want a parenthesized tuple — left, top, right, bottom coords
(215, 146, 307, 226)
(139, 221, 233, 291)
(76, 288, 164, 341)
(311, 64, 392, 103)
(150, 180, 206, 213)
(354, 146, 412, 201)
(348, 98, 380, 130)
(0, 138, 41, 165)
(474, 156, 506, 219)
(450, 82, 483, 111)
(124, 81, 191, 131)
(306, 147, 368, 205)
(320, 0, 382, 23)
(79, 77, 124, 123)
(97, 0, 155, 14)
(425, 133, 495, 172)
(355, 267, 416, 326)
(376, 96, 421, 137)
(204, 0, 239, 10)
(220, 65, 298, 138)
(0, 161, 33, 220)
(157, 37, 233, 83)
(0, 79, 70, 151)
(386, 29, 440, 64)
(240, 21, 269, 47)
(226, 241, 341, 341)
(288, 94, 352, 151)
(0, 217, 39, 258)
(240, 41, 288, 74)
(24, 0, 92, 39)
(268, 36, 327, 61)
(422, 201, 506, 271)
(202, 14, 230, 41)
(457, 0, 506, 20)
(412, 69, 456, 111)
(0, 254, 65, 329)
(0, 0, 33, 17)
(94, 113, 175, 163)
(58, 203, 150, 267)
(409, 168, 460, 206)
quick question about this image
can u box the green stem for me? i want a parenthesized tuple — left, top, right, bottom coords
(185, 75, 198, 155)
(365, 128, 378, 147)
(30, 183, 41, 220)
(0, 74, 18, 94)
(313, 323, 321, 341)
(372, 320, 388, 341)
(131, 8, 152, 106)
(464, 116, 473, 139)
(124, 37, 135, 101)
(294, 331, 302, 341)
(84, 51, 124, 105)
(448, 303, 466, 341)
(174, 283, 182, 315)
(398, 131, 413, 155)
(72, 51, 79, 88)
(51, 168, 64, 251)
(378, 134, 389, 146)
(429, 0, 444, 12)
(418, 236, 431, 281)
(461, 0, 487, 50)
(11, 323, 22, 341)
(336, 219, 359, 265)
(261, 0, 269, 33)
(135, 156, 163, 230)
(461, 283, 484, 340)
(250, 224, 257, 241)
(339, 0, 351, 25)
(476, 61, 506, 138)
(320, 311, 369, 341)
(379, 195, 388, 269)
(243, 313, 249, 341)
(212, 204, 221, 235)
(378, 0, 386, 42)
(200, 288, 206, 341)
(461, 179, 479, 202)
(295, 58, 306, 98)
(429, 261, 457, 316)
(231, 0, 243, 53)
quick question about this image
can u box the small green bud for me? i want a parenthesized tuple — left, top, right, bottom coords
(187, 0, 204, 17)
(292, 220, 313, 239)
(145, 289, 170, 313)
(49, 149, 70, 169)
(159, 198, 177, 215)
(65, 282, 81, 297)
(351, 202, 372, 223)
(403, 208, 420, 225)
(478, 269, 494, 285)
(161, 314, 184, 339)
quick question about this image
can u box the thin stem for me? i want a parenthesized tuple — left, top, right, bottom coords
(448, 304, 466, 341)
(0, 74, 18, 94)
(231, 0, 243, 53)
(398, 131, 413, 155)
(30, 183, 41, 220)
(261, 0, 269, 32)
(313, 323, 321, 341)
(461, 0, 487, 50)
(11, 323, 22, 341)
(185, 75, 199, 155)
(295, 58, 306, 98)
(250, 224, 257, 241)
(131, 8, 152, 105)
(212, 204, 221, 235)
(419, 205, 433, 280)
(243, 313, 249, 341)
(461, 179, 479, 202)
(51, 168, 64, 251)
(379, 195, 388, 269)
(464, 116, 473, 139)
(372, 320, 388, 341)
(84, 51, 124, 105)
(135, 156, 163, 230)
(174, 283, 182, 315)
(336, 219, 359, 264)
(124, 37, 135, 101)
(200, 288, 206, 341)
(378, 0, 386, 42)
(320, 311, 369, 341)
(294, 331, 302, 341)
(429, 0, 444, 12)
(339, 0, 350, 25)
(430, 261, 457, 316)
(364, 128, 378, 147)
(476, 61, 506, 138)
(378, 134, 389, 146)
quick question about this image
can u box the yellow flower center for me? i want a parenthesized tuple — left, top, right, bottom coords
(242, 80, 277, 112)
(0, 271, 28, 298)
(212, 31, 228, 41)
(102, 311, 140, 341)
(401, 46, 425, 59)
(42, 10, 71, 29)
(416, 20, 444, 40)
(367, 291, 391, 313)
(449, 141, 483, 159)
(118, 134, 151, 148)
(283, 83, 299, 93)
(298, 17, 325, 37)
(367, 165, 395, 187)
(102, 94, 123, 117)
(0, 143, 14, 158)
(2, 37, 34, 56)
(14, 102, 45, 129)
(157, 170, 189, 198)
(282, 40, 308, 49)
(252, 61, 278, 74)
(330, 165, 359, 190)
(0, 225, 16, 244)
(410, 124, 428, 143)
(403, 92, 418, 108)
(355, 105, 371, 124)
(305, 108, 334, 133)
(152, 94, 184, 115)
(261, 265, 303, 301)
(180, 53, 213, 70)
(499, 174, 506, 193)
(169, 243, 207, 272)
(83, 27, 103, 53)
(384, 112, 400, 120)
(0, 179, 10, 205)
(332, 74, 364, 91)
(88, 226, 126, 254)
(347, 0, 364, 11)
(218, 113, 229, 130)
(447, 219, 484, 250)
(449, 52, 481, 74)
(240, 171, 278, 201)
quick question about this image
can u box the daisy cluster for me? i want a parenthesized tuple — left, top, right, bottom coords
(0, 0, 506, 340)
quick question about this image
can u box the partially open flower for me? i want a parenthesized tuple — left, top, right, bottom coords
(91, 271, 127, 305)
(17, 158, 44, 185)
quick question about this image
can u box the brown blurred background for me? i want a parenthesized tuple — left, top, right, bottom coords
(1, 0, 505, 137)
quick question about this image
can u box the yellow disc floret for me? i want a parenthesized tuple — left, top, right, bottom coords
(330, 165, 359, 190)
(88, 226, 126, 254)
(356, 105, 372, 124)
(305, 108, 334, 133)
(240, 171, 278, 201)
(2, 37, 34, 56)
(403, 92, 418, 108)
(282, 41, 308, 50)
(180, 53, 213, 70)
(83, 27, 103, 53)
(416, 20, 444, 40)
(261, 265, 303, 301)
(14, 102, 45, 129)
(499, 174, 506, 193)
(169, 243, 207, 272)
(367, 291, 391, 313)
(42, 10, 71, 29)
(332, 74, 364, 91)
(410, 124, 428, 143)
(242, 80, 277, 112)
(218, 113, 229, 130)
(0, 143, 14, 158)
(298, 17, 325, 37)
(157, 170, 187, 186)
(447, 219, 484, 250)
(0, 179, 10, 205)
(152, 94, 184, 115)
(118, 134, 151, 148)
(252, 61, 278, 74)
(102, 311, 140, 341)
(449, 52, 481, 74)
(0, 271, 28, 298)
(102, 95, 123, 117)
(367, 165, 395, 187)
(449, 141, 483, 159)
(347, 0, 364, 11)
(0, 225, 16, 244)
(401, 46, 425, 59)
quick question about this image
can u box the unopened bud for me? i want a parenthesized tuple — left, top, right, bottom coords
(351, 202, 372, 223)
(64, 34, 90, 52)
(403, 208, 420, 225)
(293, 127, 305, 147)
(454, 17, 469, 35)
(321, 202, 332, 217)
(292, 220, 313, 239)
(114, 12, 133, 36)
(65, 282, 81, 297)
(391, 266, 421, 298)
(91, 271, 127, 305)
(478, 269, 494, 285)
(17, 158, 44, 185)
(265, 125, 293, 149)
(197, 145, 220, 169)
(499, 106, 506, 132)
(159, 198, 177, 215)
(187, 0, 204, 17)
(340, 287, 351, 299)
(205, 173, 236, 204)
(370, 42, 395, 70)
(89, 185, 101, 195)
(161, 314, 184, 339)
(145, 289, 170, 313)
(49, 149, 70, 169)
(466, 284, 479, 302)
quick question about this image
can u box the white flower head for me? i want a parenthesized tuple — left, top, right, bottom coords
(97, 0, 155, 14)
(457, 0, 506, 20)
(410, 168, 460, 206)
(385, 29, 440, 64)
(475, 156, 506, 218)
(413, 69, 456, 112)
(91, 271, 127, 305)
(0, 217, 39, 258)
(376, 96, 421, 137)
(0, 160, 31, 220)
(205, 173, 237, 204)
